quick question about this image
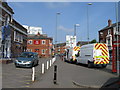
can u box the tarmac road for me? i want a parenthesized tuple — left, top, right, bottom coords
(2, 56, 118, 89)
(30, 56, 118, 88)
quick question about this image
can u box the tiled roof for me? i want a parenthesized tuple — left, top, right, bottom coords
(54, 43, 66, 47)
(2, 2, 14, 14)
(27, 34, 53, 40)
(99, 22, 120, 32)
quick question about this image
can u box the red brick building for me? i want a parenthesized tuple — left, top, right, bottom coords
(54, 43, 66, 55)
(27, 33, 53, 58)
(99, 20, 120, 59)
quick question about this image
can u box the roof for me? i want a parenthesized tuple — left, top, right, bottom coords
(12, 19, 27, 33)
(77, 41, 89, 45)
(81, 43, 107, 48)
(54, 43, 66, 47)
(99, 22, 120, 32)
(2, 2, 14, 14)
(27, 34, 53, 40)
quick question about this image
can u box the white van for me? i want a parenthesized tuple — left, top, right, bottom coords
(65, 46, 80, 63)
(76, 43, 109, 68)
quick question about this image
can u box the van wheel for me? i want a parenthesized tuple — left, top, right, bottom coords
(88, 62, 92, 68)
(102, 64, 107, 68)
(75, 60, 79, 65)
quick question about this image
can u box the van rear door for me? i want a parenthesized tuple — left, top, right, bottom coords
(94, 43, 109, 64)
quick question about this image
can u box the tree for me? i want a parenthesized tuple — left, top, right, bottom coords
(90, 39, 97, 43)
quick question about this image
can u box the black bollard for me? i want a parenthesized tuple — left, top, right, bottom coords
(53, 65, 57, 84)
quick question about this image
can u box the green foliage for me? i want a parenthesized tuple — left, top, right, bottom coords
(90, 39, 97, 43)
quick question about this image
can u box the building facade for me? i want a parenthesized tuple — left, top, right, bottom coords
(54, 43, 66, 55)
(23, 25, 42, 35)
(1, 2, 14, 58)
(66, 35, 76, 48)
(99, 19, 120, 60)
(1, 2, 27, 58)
(10, 19, 27, 58)
(99, 20, 120, 48)
(27, 33, 53, 58)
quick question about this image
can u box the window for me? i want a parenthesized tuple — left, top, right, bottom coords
(108, 38, 110, 45)
(100, 32, 103, 36)
(27, 49, 32, 52)
(35, 49, 39, 52)
(95, 50, 102, 56)
(14, 31, 23, 43)
(42, 40, 46, 44)
(42, 49, 45, 54)
(108, 29, 111, 35)
(28, 40, 33, 44)
(20, 35, 23, 43)
(14, 31, 16, 41)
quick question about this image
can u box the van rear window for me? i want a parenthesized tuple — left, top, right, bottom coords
(85, 55, 91, 56)
(95, 50, 102, 56)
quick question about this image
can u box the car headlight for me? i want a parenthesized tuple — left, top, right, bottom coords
(26, 61, 32, 63)
(15, 60, 18, 62)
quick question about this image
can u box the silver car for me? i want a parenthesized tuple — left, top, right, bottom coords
(15, 52, 39, 68)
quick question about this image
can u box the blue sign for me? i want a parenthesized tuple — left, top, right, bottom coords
(2, 25, 11, 41)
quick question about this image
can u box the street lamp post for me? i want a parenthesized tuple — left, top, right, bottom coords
(55, 12, 61, 54)
(74, 24, 80, 36)
(87, 3, 92, 44)
(55, 12, 61, 44)
(115, 2, 120, 76)
(74, 24, 80, 47)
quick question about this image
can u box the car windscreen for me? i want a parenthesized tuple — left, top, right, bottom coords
(20, 53, 34, 58)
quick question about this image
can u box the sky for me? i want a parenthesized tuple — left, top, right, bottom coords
(8, 2, 117, 43)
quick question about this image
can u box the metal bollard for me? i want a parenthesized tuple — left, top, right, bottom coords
(53, 65, 57, 84)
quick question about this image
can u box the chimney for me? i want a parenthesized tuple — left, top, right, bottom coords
(36, 32, 40, 36)
(108, 19, 112, 27)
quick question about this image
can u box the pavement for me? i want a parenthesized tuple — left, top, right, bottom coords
(72, 63, 119, 89)
(2, 57, 53, 88)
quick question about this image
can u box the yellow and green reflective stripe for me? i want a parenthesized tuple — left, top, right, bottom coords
(95, 56, 108, 58)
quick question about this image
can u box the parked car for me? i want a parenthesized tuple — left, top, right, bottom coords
(14, 52, 39, 68)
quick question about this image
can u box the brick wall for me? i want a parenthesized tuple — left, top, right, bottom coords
(27, 37, 53, 58)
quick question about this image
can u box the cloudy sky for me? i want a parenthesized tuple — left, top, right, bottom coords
(8, 2, 117, 43)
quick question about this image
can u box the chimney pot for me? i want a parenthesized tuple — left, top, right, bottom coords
(108, 19, 112, 27)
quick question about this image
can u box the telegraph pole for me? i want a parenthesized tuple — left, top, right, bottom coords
(115, 2, 119, 76)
